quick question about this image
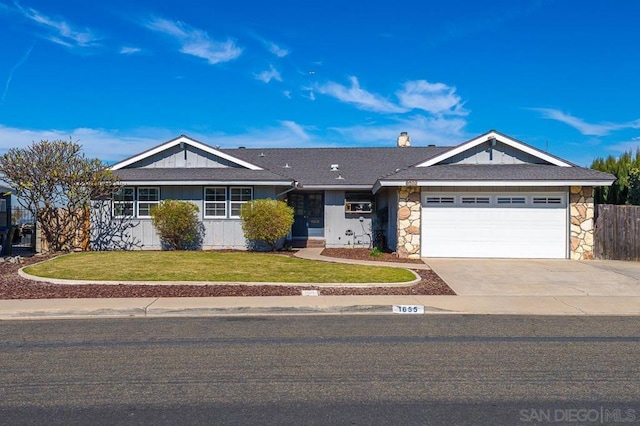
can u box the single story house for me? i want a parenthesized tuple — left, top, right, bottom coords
(105, 130, 614, 260)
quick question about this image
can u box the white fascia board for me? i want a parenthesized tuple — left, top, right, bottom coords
(377, 179, 615, 187)
(119, 180, 293, 186)
(416, 131, 572, 168)
(298, 185, 373, 190)
(110, 135, 263, 171)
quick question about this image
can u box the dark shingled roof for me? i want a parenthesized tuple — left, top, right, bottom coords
(382, 164, 615, 182)
(113, 167, 291, 183)
(113, 135, 615, 187)
(225, 146, 450, 186)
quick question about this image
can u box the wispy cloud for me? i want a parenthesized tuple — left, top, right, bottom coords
(254, 65, 282, 83)
(119, 46, 142, 55)
(0, 121, 321, 163)
(532, 108, 640, 136)
(609, 137, 640, 154)
(143, 16, 242, 65)
(0, 124, 174, 163)
(2, 41, 35, 104)
(267, 41, 288, 58)
(13, 3, 100, 48)
(316, 77, 467, 117)
(206, 121, 321, 149)
(316, 76, 406, 113)
(248, 32, 289, 57)
(396, 80, 467, 116)
(280, 120, 311, 140)
(331, 114, 467, 147)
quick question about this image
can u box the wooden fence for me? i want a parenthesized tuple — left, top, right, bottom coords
(594, 204, 640, 261)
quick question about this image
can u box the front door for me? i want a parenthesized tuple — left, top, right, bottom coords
(289, 192, 324, 238)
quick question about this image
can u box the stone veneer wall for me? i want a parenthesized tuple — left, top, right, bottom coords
(570, 186, 595, 260)
(396, 186, 421, 259)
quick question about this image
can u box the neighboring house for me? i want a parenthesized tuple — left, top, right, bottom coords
(106, 130, 614, 260)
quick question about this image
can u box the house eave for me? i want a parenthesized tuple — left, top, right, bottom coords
(110, 135, 264, 171)
(296, 184, 373, 190)
(376, 179, 615, 188)
(416, 130, 573, 168)
(117, 180, 294, 186)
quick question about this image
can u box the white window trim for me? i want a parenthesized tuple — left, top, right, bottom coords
(112, 187, 135, 218)
(137, 187, 160, 218)
(204, 186, 228, 219)
(229, 187, 253, 219)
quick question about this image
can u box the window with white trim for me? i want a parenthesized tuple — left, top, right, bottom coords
(229, 187, 253, 217)
(204, 187, 227, 218)
(113, 187, 134, 217)
(137, 187, 159, 217)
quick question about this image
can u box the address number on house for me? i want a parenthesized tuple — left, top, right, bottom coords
(392, 305, 424, 314)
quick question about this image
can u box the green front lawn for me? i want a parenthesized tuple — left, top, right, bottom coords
(23, 251, 416, 283)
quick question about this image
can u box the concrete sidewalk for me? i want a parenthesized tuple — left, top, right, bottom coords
(1, 295, 640, 320)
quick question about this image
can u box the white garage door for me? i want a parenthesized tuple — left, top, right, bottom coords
(421, 193, 567, 258)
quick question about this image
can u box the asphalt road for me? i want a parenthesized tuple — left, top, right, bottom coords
(0, 315, 639, 425)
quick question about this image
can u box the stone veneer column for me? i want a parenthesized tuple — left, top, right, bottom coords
(396, 186, 421, 259)
(570, 186, 595, 260)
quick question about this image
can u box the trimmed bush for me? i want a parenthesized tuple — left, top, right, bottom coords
(150, 200, 203, 250)
(240, 199, 294, 251)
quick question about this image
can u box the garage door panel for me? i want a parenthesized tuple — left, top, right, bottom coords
(421, 196, 567, 258)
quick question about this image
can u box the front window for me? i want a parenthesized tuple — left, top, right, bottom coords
(113, 187, 134, 217)
(137, 187, 159, 217)
(345, 192, 373, 214)
(230, 187, 252, 217)
(204, 187, 227, 218)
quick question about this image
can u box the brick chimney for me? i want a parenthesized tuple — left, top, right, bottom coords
(397, 131, 411, 147)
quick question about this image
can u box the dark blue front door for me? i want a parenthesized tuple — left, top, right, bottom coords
(289, 192, 324, 238)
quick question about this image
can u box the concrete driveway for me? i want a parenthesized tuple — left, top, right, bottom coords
(424, 259, 640, 296)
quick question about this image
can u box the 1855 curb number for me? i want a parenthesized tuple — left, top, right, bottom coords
(392, 305, 424, 314)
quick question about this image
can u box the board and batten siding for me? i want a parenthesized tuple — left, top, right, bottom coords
(93, 185, 278, 250)
(131, 145, 239, 169)
(441, 140, 546, 165)
(324, 190, 373, 248)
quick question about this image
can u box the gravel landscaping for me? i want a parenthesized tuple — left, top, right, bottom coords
(0, 251, 455, 299)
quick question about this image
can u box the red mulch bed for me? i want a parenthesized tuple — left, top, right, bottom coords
(0, 251, 455, 299)
(321, 248, 425, 264)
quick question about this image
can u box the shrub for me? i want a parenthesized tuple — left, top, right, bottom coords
(240, 199, 294, 251)
(150, 200, 203, 250)
(369, 247, 383, 258)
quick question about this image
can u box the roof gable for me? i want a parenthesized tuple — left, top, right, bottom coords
(416, 130, 572, 168)
(110, 135, 263, 171)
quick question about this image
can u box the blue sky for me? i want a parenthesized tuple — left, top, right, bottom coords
(0, 0, 639, 166)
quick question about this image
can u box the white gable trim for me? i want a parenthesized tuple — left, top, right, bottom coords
(375, 179, 614, 189)
(110, 135, 263, 171)
(117, 180, 293, 186)
(416, 131, 572, 168)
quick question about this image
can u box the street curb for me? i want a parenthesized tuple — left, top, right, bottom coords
(145, 304, 454, 317)
(0, 304, 456, 320)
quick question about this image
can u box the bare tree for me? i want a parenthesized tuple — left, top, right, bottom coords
(0, 139, 120, 252)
